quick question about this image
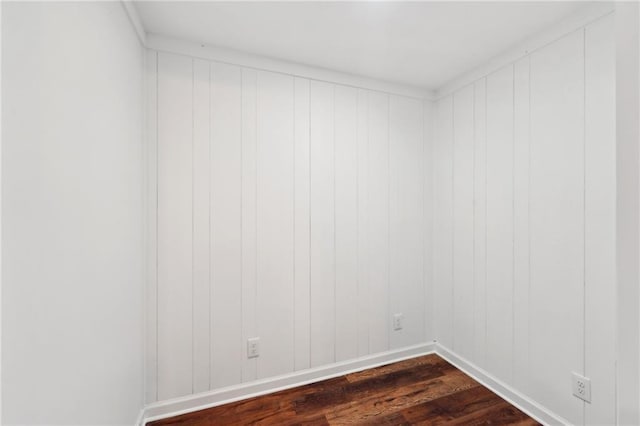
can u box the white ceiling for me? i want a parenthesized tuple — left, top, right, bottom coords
(134, 1, 594, 91)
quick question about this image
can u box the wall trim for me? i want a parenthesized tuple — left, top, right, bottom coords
(121, 0, 147, 46)
(134, 409, 144, 426)
(435, 344, 569, 426)
(146, 33, 434, 101)
(137, 341, 569, 426)
(138, 342, 436, 425)
(435, 2, 614, 99)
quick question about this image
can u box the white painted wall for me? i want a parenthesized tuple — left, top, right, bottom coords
(0, 1, 4, 422)
(2, 2, 144, 425)
(146, 51, 433, 402)
(0, 2, 627, 424)
(615, 2, 640, 425)
(434, 13, 615, 426)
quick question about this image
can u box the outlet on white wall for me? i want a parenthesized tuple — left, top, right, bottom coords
(247, 338, 260, 358)
(393, 313, 404, 331)
(572, 372, 591, 403)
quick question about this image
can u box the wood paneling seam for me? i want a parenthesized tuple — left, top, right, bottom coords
(451, 94, 455, 352)
(292, 76, 296, 372)
(191, 58, 195, 395)
(511, 63, 516, 386)
(240, 66, 245, 384)
(581, 29, 586, 424)
(387, 94, 391, 351)
(155, 51, 160, 402)
(207, 63, 213, 389)
(308, 81, 312, 371)
(484, 77, 488, 369)
(331, 84, 338, 362)
(526, 54, 531, 400)
(472, 85, 476, 364)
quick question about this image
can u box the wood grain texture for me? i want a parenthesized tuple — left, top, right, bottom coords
(148, 354, 539, 426)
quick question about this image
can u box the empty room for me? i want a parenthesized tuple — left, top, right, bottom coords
(2, 1, 640, 425)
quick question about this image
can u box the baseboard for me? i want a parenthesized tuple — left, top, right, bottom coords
(435, 343, 569, 426)
(134, 408, 144, 426)
(139, 342, 437, 425)
(138, 341, 568, 426)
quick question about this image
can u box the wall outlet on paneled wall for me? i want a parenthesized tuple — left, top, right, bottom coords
(572, 372, 591, 403)
(247, 338, 260, 358)
(393, 313, 404, 331)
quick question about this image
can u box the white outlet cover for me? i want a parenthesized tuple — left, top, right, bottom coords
(393, 313, 403, 331)
(247, 337, 260, 359)
(572, 372, 591, 403)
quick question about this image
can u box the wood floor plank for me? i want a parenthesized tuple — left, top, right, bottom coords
(357, 411, 411, 426)
(323, 370, 478, 423)
(344, 354, 448, 383)
(442, 401, 539, 426)
(293, 378, 351, 414)
(148, 354, 541, 426)
(402, 385, 502, 424)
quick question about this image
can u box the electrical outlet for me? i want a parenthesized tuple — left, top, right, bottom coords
(247, 337, 260, 358)
(393, 313, 404, 331)
(572, 372, 591, 403)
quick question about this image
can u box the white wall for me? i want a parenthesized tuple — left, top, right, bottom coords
(146, 51, 433, 402)
(0, 2, 627, 424)
(615, 2, 640, 424)
(434, 13, 615, 425)
(2, 2, 144, 425)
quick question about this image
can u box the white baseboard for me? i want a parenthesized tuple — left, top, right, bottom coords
(138, 341, 568, 426)
(435, 344, 569, 426)
(139, 342, 437, 425)
(134, 408, 144, 426)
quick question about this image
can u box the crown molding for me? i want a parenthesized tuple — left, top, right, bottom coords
(147, 33, 435, 100)
(435, 2, 614, 100)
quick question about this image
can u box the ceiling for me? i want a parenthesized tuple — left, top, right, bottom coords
(134, 1, 595, 91)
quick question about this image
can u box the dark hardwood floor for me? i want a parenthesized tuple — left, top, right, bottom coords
(148, 354, 540, 425)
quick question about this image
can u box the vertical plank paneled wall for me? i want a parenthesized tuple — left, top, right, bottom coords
(434, 14, 615, 426)
(146, 52, 433, 402)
